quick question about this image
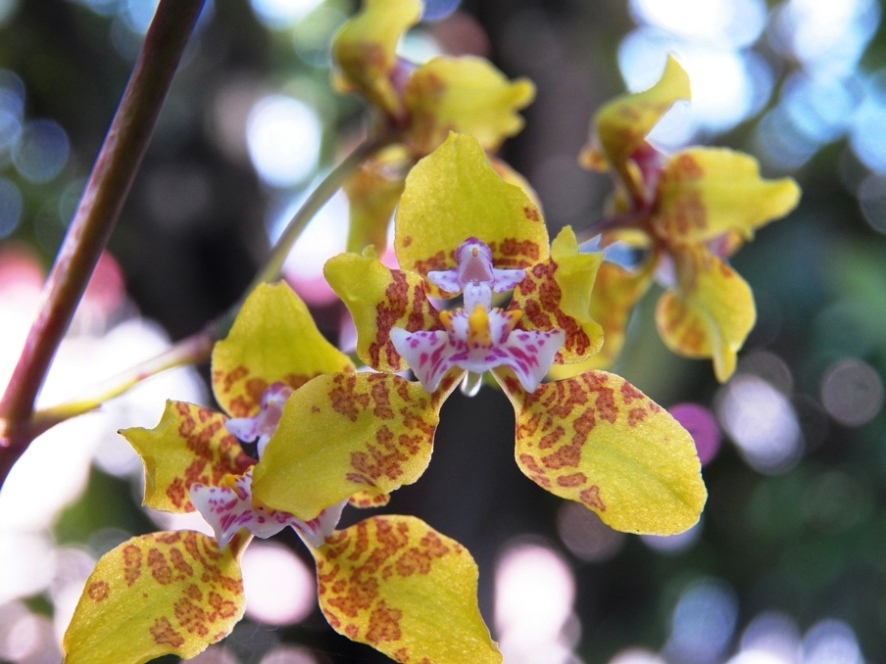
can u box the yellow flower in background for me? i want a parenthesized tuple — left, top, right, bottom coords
(578, 55, 801, 382)
(332, 0, 536, 254)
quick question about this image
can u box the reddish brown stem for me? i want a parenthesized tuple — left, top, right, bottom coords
(0, 0, 205, 488)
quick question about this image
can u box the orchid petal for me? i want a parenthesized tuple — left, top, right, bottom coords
(509, 226, 604, 364)
(427, 237, 526, 309)
(404, 56, 535, 156)
(390, 328, 455, 393)
(654, 148, 801, 244)
(656, 246, 755, 382)
(311, 515, 501, 664)
(343, 150, 408, 254)
(331, 0, 421, 119)
(190, 470, 345, 550)
(120, 401, 253, 514)
(394, 303, 564, 394)
(252, 373, 439, 521)
(211, 282, 354, 418)
(224, 382, 292, 457)
(582, 55, 690, 181)
(394, 134, 549, 284)
(63, 531, 246, 664)
(325, 252, 441, 372)
(550, 258, 656, 379)
(498, 370, 707, 535)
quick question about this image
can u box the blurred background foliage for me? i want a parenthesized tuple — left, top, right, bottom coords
(2, 0, 886, 662)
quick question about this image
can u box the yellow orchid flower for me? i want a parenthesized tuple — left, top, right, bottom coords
(63, 283, 500, 664)
(579, 55, 801, 381)
(310, 133, 707, 537)
(332, 0, 535, 254)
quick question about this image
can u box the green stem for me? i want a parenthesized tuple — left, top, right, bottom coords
(244, 133, 396, 298)
(32, 328, 215, 427)
(0, 0, 206, 488)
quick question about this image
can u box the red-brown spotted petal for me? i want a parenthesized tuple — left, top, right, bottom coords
(325, 252, 441, 373)
(498, 369, 707, 535)
(509, 227, 604, 364)
(120, 401, 254, 513)
(252, 372, 439, 521)
(63, 531, 247, 664)
(211, 282, 354, 419)
(311, 515, 501, 663)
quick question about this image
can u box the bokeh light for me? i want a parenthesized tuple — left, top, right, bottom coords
(802, 619, 864, 664)
(241, 541, 316, 626)
(250, 0, 325, 30)
(819, 358, 884, 426)
(768, 0, 881, 77)
(620, 0, 773, 137)
(857, 173, 886, 232)
(664, 578, 738, 664)
(123, 0, 158, 34)
(0, 176, 22, 238)
(608, 649, 667, 664)
(12, 119, 69, 184)
(850, 69, 886, 174)
(495, 540, 579, 664)
(0, 69, 24, 165)
(630, 0, 766, 47)
(670, 403, 721, 466)
(716, 374, 803, 474)
(261, 646, 322, 663)
(422, 0, 462, 21)
(556, 502, 626, 562)
(738, 611, 802, 663)
(0, 0, 19, 27)
(246, 94, 322, 188)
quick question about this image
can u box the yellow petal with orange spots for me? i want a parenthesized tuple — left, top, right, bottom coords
(331, 0, 421, 118)
(656, 246, 755, 382)
(212, 282, 354, 418)
(63, 531, 247, 664)
(509, 226, 604, 364)
(404, 56, 535, 156)
(325, 252, 440, 373)
(120, 401, 253, 513)
(344, 150, 409, 254)
(548, 259, 655, 379)
(311, 515, 501, 663)
(497, 369, 706, 535)
(252, 373, 439, 521)
(654, 148, 801, 243)
(581, 55, 690, 180)
(395, 133, 549, 279)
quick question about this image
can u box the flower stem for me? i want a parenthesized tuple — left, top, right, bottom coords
(0, 0, 206, 488)
(32, 328, 215, 428)
(243, 133, 396, 299)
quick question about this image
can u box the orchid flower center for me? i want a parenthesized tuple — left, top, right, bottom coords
(391, 238, 564, 395)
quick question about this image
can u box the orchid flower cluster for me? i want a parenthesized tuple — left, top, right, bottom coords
(61, 1, 799, 663)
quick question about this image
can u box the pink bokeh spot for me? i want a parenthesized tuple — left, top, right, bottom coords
(82, 252, 125, 319)
(670, 402, 721, 466)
